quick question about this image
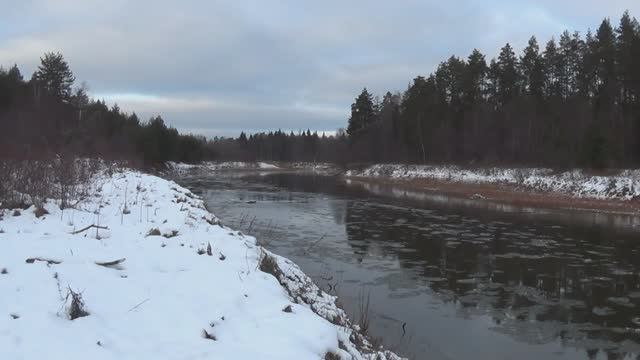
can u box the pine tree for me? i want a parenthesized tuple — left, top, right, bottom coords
(463, 49, 487, 106)
(520, 36, 545, 99)
(543, 38, 562, 98)
(347, 88, 376, 138)
(35, 52, 75, 100)
(594, 19, 617, 107)
(616, 11, 640, 104)
(496, 43, 520, 105)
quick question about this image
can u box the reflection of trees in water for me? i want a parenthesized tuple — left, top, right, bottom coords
(328, 199, 346, 226)
(343, 201, 640, 355)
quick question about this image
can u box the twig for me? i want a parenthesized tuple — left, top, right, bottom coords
(70, 224, 109, 235)
(127, 298, 150, 312)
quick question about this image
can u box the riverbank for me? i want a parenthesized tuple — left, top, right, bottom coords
(345, 164, 640, 216)
(0, 167, 401, 359)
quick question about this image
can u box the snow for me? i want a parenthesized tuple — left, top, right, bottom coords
(166, 161, 281, 175)
(346, 164, 640, 201)
(258, 162, 279, 169)
(0, 168, 402, 360)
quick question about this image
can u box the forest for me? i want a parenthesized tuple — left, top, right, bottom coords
(1, 11, 639, 169)
(214, 11, 640, 169)
(0, 53, 211, 165)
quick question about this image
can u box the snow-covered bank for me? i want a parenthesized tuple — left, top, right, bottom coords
(346, 164, 640, 201)
(0, 168, 401, 359)
(167, 161, 281, 174)
(166, 161, 342, 176)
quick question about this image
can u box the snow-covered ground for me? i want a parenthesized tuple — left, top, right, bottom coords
(166, 161, 342, 176)
(0, 168, 401, 359)
(346, 164, 640, 201)
(167, 161, 282, 174)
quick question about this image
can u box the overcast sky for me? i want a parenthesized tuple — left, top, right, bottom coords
(1, 1, 639, 137)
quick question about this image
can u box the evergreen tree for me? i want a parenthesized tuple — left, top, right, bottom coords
(347, 88, 376, 138)
(543, 38, 562, 98)
(463, 49, 487, 106)
(594, 19, 617, 107)
(35, 52, 75, 100)
(520, 36, 545, 99)
(496, 43, 520, 105)
(616, 11, 640, 103)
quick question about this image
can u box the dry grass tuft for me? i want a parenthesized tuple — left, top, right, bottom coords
(34, 207, 49, 218)
(259, 251, 280, 278)
(146, 228, 161, 237)
(206, 242, 212, 256)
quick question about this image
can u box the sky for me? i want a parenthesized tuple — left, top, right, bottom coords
(1, 1, 639, 138)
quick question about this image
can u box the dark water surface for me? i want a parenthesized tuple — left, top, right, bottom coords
(178, 171, 640, 360)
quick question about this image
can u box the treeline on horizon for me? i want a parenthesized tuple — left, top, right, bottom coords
(215, 11, 640, 169)
(0, 53, 212, 166)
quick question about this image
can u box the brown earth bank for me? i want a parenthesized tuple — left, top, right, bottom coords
(345, 175, 640, 216)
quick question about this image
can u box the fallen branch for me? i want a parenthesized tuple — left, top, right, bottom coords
(71, 224, 109, 235)
(25, 257, 62, 265)
(95, 258, 126, 268)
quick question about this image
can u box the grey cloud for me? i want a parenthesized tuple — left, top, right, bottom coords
(1, 1, 639, 137)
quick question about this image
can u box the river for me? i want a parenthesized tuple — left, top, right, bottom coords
(177, 171, 640, 360)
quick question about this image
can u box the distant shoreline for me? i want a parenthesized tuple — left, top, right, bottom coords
(344, 175, 640, 217)
(168, 161, 640, 216)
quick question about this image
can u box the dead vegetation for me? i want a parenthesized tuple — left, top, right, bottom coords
(0, 158, 101, 212)
(25, 257, 62, 265)
(71, 223, 109, 235)
(65, 287, 89, 320)
(357, 289, 371, 334)
(282, 305, 293, 313)
(259, 251, 281, 278)
(201, 329, 217, 341)
(324, 352, 340, 360)
(146, 228, 161, 237)
(34, 207, 49, 218)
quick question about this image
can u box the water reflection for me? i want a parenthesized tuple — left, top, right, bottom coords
(343, 199, 640, 355)
(178, 171, 640, 359)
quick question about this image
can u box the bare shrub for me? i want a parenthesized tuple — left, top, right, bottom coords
(357, 289, 372, 334)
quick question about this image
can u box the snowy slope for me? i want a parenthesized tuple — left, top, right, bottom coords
(0, 169, 401, 360)
(346, 164, 640, 201)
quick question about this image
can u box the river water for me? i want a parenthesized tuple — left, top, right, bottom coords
(178, 171, 640, 360)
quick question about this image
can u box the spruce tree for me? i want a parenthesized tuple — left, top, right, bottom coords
(35, 52, 75, 101)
